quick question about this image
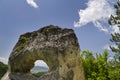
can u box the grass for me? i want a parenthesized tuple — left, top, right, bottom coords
(32, 72, 46, 77)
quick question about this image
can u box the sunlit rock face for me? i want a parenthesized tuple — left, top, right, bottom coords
(2, 25, 85, 80)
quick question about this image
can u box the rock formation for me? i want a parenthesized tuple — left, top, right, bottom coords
(2, 25, 85, 80)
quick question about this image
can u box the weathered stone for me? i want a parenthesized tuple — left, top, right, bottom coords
(2, 25, 85, 80)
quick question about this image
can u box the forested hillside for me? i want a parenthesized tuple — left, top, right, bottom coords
(0, 61, 8, 79)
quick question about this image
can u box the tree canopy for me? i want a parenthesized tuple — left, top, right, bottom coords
(81, 50, 120, 80)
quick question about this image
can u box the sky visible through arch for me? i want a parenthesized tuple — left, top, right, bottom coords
(0, 0, 117, 66)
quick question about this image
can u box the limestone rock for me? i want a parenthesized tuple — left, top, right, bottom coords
(2, 25, 85, 80)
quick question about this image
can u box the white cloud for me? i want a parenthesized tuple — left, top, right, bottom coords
(103, 44, 111, 51)
(26, 0, 39, 8)
(34, 60, 48, 67)
(103, 44, 118, 51)
(93, 21, 108, 33)
(74, 0, 114, 33)
(110, 44, 118, 49)
(0, 57, 8, 64)
(111, 25, 120, 34)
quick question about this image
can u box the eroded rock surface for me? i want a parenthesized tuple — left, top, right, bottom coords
(2, 25, 85, 80)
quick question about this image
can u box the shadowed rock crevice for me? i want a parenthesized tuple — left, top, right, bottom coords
(2, 25, 85, 80)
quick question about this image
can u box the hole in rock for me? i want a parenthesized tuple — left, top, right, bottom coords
(31, 60, 49, 77)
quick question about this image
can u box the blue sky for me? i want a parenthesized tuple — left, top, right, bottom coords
(0, 0, 117, 64)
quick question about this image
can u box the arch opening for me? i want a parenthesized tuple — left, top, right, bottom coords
(30, 60, 49, 77)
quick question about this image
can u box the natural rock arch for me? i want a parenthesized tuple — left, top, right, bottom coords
(2, 25, 85, 80)
(30, 60, 49, 74)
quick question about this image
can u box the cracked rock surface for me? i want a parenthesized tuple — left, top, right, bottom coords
(2, 25, 85, 80)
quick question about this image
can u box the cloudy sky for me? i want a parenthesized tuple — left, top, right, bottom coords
(0, 0, 117, 66)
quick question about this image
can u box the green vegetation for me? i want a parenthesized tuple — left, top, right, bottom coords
(32, 72, 46, 77)
(16, 32, 31, 51)
(81, 50, 108, 80)
(81, 50, 120, 80)
(0, 62, 8, 79)
(16, 35, 30, 52)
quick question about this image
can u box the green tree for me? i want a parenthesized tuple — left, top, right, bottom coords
(108, 1, 120, 79)
(81, 50, 109, 80)
(95, 50, 109, 80)
(81, 50, 95, 79)
(109, 0, 120, 62)
(0, 61, 8, 79)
